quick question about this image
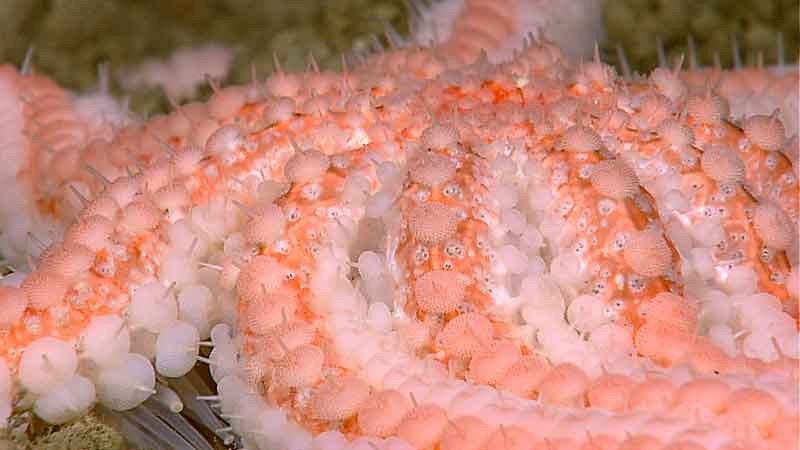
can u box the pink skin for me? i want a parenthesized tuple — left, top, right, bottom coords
(634, 93, 673, 129)
(439, 416, 491, 450)
(77, 195, 120, 220)
(242, 203, 286, 246)
(768, 413, 799, 448)
(407, 151, 458, 188)
(282, 148, 330, 183)
(36, 243, 95, 281)
(700, 145, 746, 184)
(413, 269, 467, 315)
(634, 320, 695, 368)
(0, 286, 28, 327)
(686, 336, 738, 376)
(660, 442, 707, 450)
(398, 320, 431, 352)
(257, 320, 315, 361)
(539, 438, 580, 450)
(578, 434, 620, 450)
(207, 86, 248, 120)
(617, 435, 663, 450)
(234, 255, 286, 303)
(357, 389, 413, 437)
(744, 112, 786, 152)
(720, 388, 783, 434)
(272, 344, 324, 389)
(670, 378, 732, 420)
(588, 159, 640, 200)
(62, 215, 114, 252)
(119, 200, 162, 234)
(559, 125, 603, 152)
(20, 270, 68, 311)
(753, 202, 795, 251)
(496, 354, 550, 397)
(483, 425, 536, 450)
(243, 287, 298, 334)
(396, 404, 449, 450)
(407, 203, 462, 247)
(537, 363, 589, 407)
(435, 312, 494, 359)
(585, 373, 635, 412)
(716, 443, 752, 450)
(747, 352, 799, 380)
(629, 377, 677, 413)
(310, 376, 371, 422)
(467, 340, 521, 385)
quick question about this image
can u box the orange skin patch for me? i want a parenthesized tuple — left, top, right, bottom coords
(692, 120, 800, 224)
(396, 146, 496, 344)
(679, 67, 800, 223)
(227, 113, 410, 436)
(631, 122, 792, 301)
(0, 231, 161, 368)
(529, 143, 680, 329)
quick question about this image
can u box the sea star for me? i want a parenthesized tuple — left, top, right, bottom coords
(0, 6, 798, 450)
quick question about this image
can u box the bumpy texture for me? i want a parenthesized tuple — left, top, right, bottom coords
(0, 8, 798, 450)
